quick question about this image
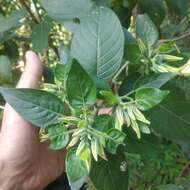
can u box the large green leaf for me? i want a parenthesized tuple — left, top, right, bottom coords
(66, 59, 97, 109)
(31, 21, 51, 52)
(0, 88, 64, 127)
(125, 128, 161, 158)
(136, 14, 159, 50)
(0, 55, 12, 84)
(0, 10, 27, 33)
(66, 148, 89, 190)
(71, 7, 125, 79)
(147, 84, 190, 143)
(90, 151, 129, 190)
(42, 0, 93, 21)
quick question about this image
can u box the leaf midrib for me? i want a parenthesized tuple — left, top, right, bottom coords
(2, 91, 63, 117)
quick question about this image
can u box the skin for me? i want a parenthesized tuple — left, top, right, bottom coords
(0, 51, 65, 190)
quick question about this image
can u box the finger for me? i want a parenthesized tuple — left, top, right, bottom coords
(17, 50, 43, 88)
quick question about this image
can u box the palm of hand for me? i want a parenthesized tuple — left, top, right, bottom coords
(0, 51, 65, 190)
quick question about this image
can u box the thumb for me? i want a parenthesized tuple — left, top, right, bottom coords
(17, 51, 43, 89)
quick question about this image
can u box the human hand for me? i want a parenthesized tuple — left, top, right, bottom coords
(0, 51, 65, 190)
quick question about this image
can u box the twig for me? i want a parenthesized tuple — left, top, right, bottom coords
(20, 0, 38, 23)
(159, 30, 190, 44)
(112, 62, 129, 83)
(31, 0, 41, 23)
(177, 160, 190, 181)
(19, 0, 59, 57)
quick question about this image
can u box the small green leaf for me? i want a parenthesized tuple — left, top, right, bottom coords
(93, 115, 114, 132)
(136, 14, 159, 50)
(42, 0, 93, 22)
(71, 7, 125, 79)
(0, 88, 64, 127)
(91, 76, 111, 91)
(48, 124, 69, 150)
(156, 184, 184, 190)
(31, 21, 52, 52)
(99, 91, 119, 105)
(125, 43, 141, 64)
(66, 59, 96, 109)
(0, 10, 27, 33)
(0, 55, 12, 84)
(136, 87, 169, 111)
(106, 129, 126, 154)
(66, 148, 89, 190)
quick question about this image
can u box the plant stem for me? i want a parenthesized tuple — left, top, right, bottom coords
(0, 105, 4, 110)
(31, 0, 41, 23)
(19, 0, 59, 57)
(20, 0, 38, 23)
(159, 30, 190, 44)
(112, 62, 129, 83)
(177, 160, 190, 181)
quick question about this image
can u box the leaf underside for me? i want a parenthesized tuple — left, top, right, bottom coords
(0, 88, 64, 127)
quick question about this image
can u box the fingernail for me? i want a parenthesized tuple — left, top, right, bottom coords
(25, 51, 37, 61)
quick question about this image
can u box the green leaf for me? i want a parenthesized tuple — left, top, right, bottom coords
(136, 14, 159, 50)
(66, 59, 97, 109)
(54, 63, 71, 82)
(136, 87, 169, 111)
(134, 73, 176, 89)
(42, 0, 93, 22)
(124, 28, 136, 44)
(0, 55, 12, 84)
(71, 7, 125, 79)
(59, 43, 71, 65)
(138, 0, 166, 26)
(106, 129, 126, 154)
(91, 76, 111, 91)
(31, 21, 51, 52)
(165, 0, 188, 17)
(125, 128, 161, 158)
(124, 43, 141, 64)
(48, 124, 69, 150)
(99, 91, 119, 105)
(0, 9, 27, 33)
(0, 88, 64, 127)
(66, 148, 89, 190)
(93, 115, 114, 132)
(90, 151, 129, 190)
(156, 184, 184, 190)
(147, 84, 190, 143)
